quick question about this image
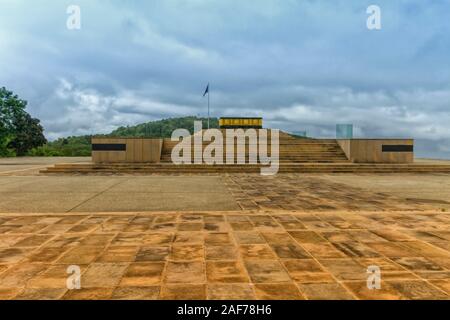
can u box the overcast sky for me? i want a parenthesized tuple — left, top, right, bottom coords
(1, 0, 449, 158)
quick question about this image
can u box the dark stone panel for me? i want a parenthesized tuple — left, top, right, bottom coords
(92, 144, 126, 151)
(382, 145, 414, 152)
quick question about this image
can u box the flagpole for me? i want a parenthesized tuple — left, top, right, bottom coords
(207, 85, 210, 129)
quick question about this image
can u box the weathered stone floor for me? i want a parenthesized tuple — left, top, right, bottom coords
(225, 174, 435, 211)
(0, 210, 449, 300)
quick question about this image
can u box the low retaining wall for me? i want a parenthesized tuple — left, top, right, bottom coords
(91, 138, 162, 163)
(337, 139, 414, 163)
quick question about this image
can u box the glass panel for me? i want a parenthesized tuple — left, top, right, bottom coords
(336, 124, 353, 139)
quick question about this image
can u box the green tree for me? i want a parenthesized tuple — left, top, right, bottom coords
(0, 87, 46, 156)
(0, 135, 15, 157)
(10, 113, 47, 156)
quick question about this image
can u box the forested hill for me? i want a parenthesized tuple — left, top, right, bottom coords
(110, 116, 219, 137)
(28, 117, 219, 156)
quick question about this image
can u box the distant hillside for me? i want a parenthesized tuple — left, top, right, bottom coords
(28, 116, 219, 156)
(110, 116, 219, 137)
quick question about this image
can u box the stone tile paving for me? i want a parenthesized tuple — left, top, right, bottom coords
(225, 174, 434, 211)
(0, 210, 449, 300)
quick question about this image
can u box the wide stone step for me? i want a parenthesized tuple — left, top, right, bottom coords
(48, 162, 450, 168)
(160, 156, 349, 160)
(160, 152, 348, 156)
(161, 150, 346, 154)
(161, 142, 342, 149)
(41, 163, 450, 174)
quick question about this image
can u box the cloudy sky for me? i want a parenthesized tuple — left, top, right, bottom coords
(1, 0, 449, 158)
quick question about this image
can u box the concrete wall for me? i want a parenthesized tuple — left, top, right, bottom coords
(92, 138, 162, 163)
(337, 139, 414, 163)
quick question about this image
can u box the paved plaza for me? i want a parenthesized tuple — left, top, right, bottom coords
(1, 157, 450, 213)
(1, 173, 450, 213)
(0, 176, 239, 213)
(0, 210, 449, 300)
(0, 158, 449, 300)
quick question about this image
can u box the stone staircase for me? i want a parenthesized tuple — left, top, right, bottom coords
(159, 131, 349, 163)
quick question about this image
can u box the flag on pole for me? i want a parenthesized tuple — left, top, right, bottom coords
(203, 83, 210, 129)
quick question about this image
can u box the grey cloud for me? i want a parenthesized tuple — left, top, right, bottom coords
(0, 0, 449, 158)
